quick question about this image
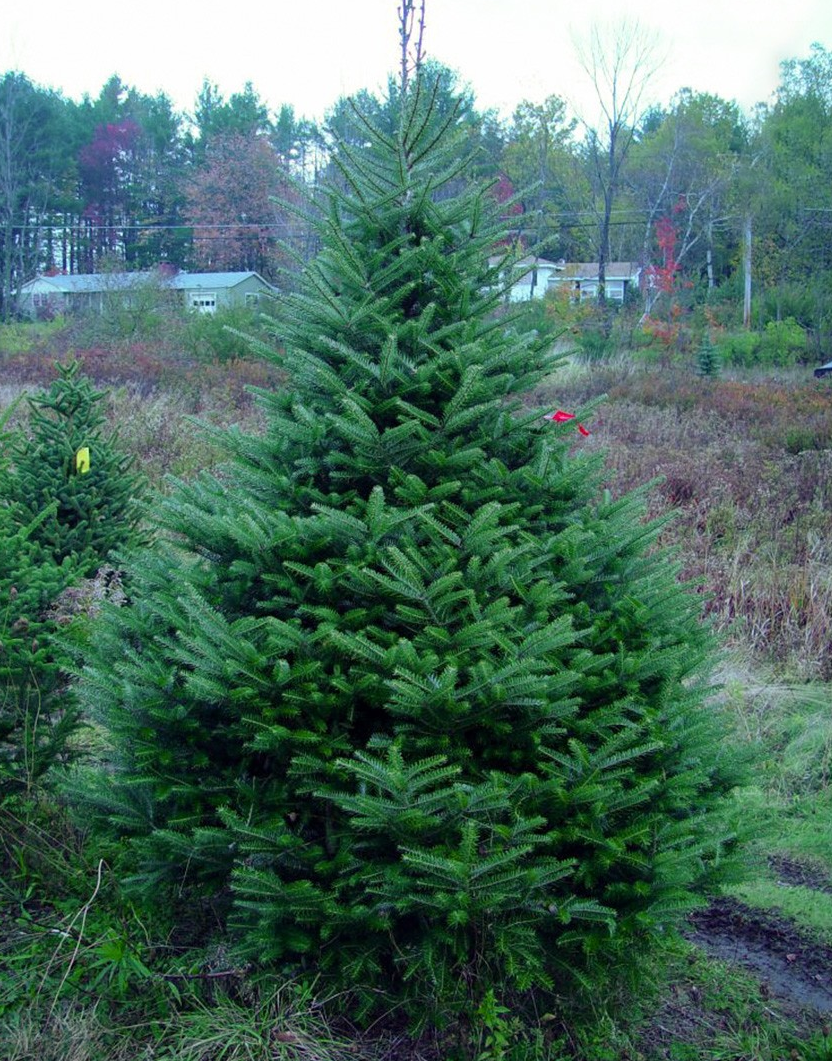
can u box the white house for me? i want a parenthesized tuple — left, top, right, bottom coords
(489, 256, 642, 304)
(545, 261, 642, 303)
(17, 270, 277, 319)
(489, 255, 564, 302)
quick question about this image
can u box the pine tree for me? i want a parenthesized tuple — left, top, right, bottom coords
(71, 81, 740, 1020)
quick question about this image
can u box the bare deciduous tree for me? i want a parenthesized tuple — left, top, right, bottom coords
(575, 20, 663, 311)
(398, 0, 427, 95)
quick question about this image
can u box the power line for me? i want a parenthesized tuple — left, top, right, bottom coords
(6, 221, 300, 233)
(17, 201, 831, 234)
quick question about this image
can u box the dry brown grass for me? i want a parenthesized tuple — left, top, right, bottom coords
(4, 340, 831, 678)
(538, 363, 832, 679)
(0, 1005, 139, 1061)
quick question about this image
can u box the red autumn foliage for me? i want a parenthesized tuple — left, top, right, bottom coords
(646, 215, 680, 295)
(185, 133, 300, 280)
(642, 215, 695, 356)
(79, 120, 142, 214)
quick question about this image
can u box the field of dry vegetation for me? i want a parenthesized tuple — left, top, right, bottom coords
(545, 361, 832, 682)
(2, 320, 832, 1060)
(5, 324, 832, 689)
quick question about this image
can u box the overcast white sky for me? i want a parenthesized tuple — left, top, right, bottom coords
(3, 0, 831, 124)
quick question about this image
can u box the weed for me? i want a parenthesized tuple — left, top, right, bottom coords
(152, 981, 355, 1061)
(473, 990, 522, 1061)
(0, 1004, 138, 1061)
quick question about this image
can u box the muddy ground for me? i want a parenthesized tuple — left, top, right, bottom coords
(636, 855, 832, 1058)
(688, 853, 832, 1014)
(687, 896, 832, 1014)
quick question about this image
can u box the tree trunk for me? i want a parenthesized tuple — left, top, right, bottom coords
(597, 182, 613, 336)
(1, 220, 11, 320)
(742, 214, 752, 328)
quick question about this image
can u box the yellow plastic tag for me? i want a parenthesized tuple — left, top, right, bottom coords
(75, 447, 91, 474)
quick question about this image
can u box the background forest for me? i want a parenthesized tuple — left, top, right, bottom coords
(1, 41, 832, 354)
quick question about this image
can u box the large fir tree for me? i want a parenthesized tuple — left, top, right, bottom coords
(72, 81, 739, 1018)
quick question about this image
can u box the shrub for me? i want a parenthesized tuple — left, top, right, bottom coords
(716, 329, 761, 368)
(543, 286, 595, 336)
(181, 303, 278, 363)
(760, 281, 828, 332)
(70, 79, 740, 1024)
(758, 317, 808, 367)
(76, 270, 184, 344)
(576, 323, 614, 360)
(716, 319, 808, 370)
(0, 318, 69, 356)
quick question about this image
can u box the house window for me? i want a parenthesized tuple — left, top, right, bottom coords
(244, 292, 260, 307)
(31, 292, 58, 318)
(189, 291, 217, 314)
(608, 281, 625, 301)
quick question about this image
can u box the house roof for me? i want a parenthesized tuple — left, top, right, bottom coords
(24, 273, 150, 293)
(487, 255, 564, 292)
(20, 271, 275, 294)
(488, 254, 561, 272)
(549, 262, 641, 281)
(168, 272, 273, 290)
(510, 255, 562, 271)
(485, 257, 641, 288)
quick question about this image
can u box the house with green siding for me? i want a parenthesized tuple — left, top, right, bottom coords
(17, 270, 277, 318)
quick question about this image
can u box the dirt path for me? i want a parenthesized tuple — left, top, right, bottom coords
(686, 896, 832, 1013)
(767, 854, 832, 895)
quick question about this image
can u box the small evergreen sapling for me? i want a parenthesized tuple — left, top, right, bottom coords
(0, 367, 143, 793)
(0, 400, 77, 792)
(72, 81, 740, 1019)
(697, 332, 720, 377)
(0, 518, 79, 792)
(5, 360, 145, 574)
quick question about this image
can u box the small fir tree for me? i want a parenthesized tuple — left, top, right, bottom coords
(5, 360, 145, 574)
(0, 400, 78, 792)
(1, 369, 143, 793)
(71, 81, 740, 1020)
(697, 332, 720, 377)
(0, 517, 80, 793)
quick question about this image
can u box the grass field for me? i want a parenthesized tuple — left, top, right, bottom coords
(2, 326, 832, 1060)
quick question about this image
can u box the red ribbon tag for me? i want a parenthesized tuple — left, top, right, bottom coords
(544, 410, 590, 436)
